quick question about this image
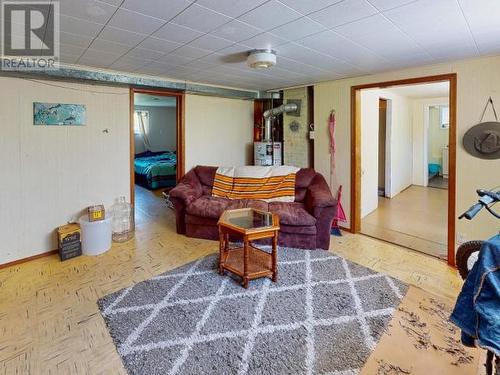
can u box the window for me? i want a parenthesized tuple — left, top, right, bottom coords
(134, 110, 149, 134)
(440, 105, 449, 129)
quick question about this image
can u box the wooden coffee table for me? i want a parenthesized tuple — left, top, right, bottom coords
(217, 208, 280, 289)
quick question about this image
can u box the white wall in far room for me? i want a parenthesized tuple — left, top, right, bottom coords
(134, 105, 177, 154)
(412, 97, 449, 186)
(184, 94, 254, 171)
(360, 88, 413, 218)
(0, 77, 130, 265)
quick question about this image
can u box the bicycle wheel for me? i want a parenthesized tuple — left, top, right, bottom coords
(456, 240, 484, 280)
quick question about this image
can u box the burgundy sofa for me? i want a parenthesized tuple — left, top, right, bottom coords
(169, 166, 337, 250)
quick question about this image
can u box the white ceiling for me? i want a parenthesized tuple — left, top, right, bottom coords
(134, 93, 177, 107)
(37, 0, 500, 91)
(382, 81, 450, 98)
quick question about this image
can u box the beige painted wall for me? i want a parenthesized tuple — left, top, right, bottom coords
(0, 77, 130, 264)
(184, 94, 254, 171)
(314, 54, 500, 243)
(283, 87, 310, 168)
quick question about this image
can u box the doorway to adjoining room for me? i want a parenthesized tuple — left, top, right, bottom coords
(130, 89, 184, 224)
(357, 80, 452, 260)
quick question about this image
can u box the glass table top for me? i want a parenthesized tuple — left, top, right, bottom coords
(219, 208, 275, 230)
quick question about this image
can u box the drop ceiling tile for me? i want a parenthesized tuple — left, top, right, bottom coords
(90, 38, 132, 55)
(136, 64, 173, 76)
(183, 59, 219, 70)
(172, 45, 212, 59)
(155, 53, 194, 66)
(367, 0, 417, 11)
(242, 32, 288, 49)
(165, 65, 203, 77)
(458, 0, 500, 55)
(170, 4, 232, 33)
(97, 0, 123, 5)
(187, 34, 234, 51)
(60, 15, 103, 38)
(114, 54, 157, 66)
(334, 14, 426, 59)
(278, 56, 331, 75)
(109, 59, 141, 72)
(269, 17, 327, 41)
(99, 26, 148, 46)
(269, 67, 309, 79)
(211, 20, 262, 42)
(59, 0, 118, 24)
(298, 30, 388, 71)
(308, 0, 378, 28)
(217, 43, 251, 55)
(59, 32, 94, 48)
(238, 0, 302, 31)
(384, 0, 478, 59)
(125, 47, 166, 60)
(121, 0, 193, 21)
(205, 64, 247, 75)
(60, 53, 81, 65)
(78, 48, 123, 67)
(212, 44, 252, 66)
(108, 8, 165, 35)
(139, 60, 178, 74)
(153, 23, 204, 44)
(59, 43, 87, 57)
(277, 42, 364, 74)
(198, 50, 247, 70)
(196, 0, 268, 18)
(137, 37, 183, 53)
(277, 0, 344, 15)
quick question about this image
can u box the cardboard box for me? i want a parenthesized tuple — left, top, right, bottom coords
(88, 205, 105, 222)
(57, 223, 82, 261)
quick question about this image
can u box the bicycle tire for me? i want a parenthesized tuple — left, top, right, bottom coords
(456, 240, 484, 280)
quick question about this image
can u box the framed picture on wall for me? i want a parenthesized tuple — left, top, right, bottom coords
(33, 103, 86, 126)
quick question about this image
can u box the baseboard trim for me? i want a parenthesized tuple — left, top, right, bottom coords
(339, 225, 353, 233)
(0, 249, 58, 269)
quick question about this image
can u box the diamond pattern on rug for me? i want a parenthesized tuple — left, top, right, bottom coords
(98, 247, 408, 375)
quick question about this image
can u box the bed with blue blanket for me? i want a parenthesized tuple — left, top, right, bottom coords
(134, 151, 177, 190)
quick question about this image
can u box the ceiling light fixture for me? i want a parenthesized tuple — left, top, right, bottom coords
(247, 49, 277, 69)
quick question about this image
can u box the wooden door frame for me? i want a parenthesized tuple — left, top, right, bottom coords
(350, 73, 457, 266)
(129, 88, 185, 206)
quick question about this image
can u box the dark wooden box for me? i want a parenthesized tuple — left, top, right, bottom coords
(57, 224, 82, 261)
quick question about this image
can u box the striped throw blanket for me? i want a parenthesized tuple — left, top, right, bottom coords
(212, 166, 299, 202)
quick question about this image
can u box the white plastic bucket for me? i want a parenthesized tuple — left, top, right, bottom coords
(79, 215, 112, 256)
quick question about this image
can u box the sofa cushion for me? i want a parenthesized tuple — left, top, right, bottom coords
(269, 202, 316, 226)
(194, 166, 217, 196)
(295, 168, 317, 202)
(246, 199, 269, 212)
(186, 196, 245, 219)
(185, 214, 218, 226)
(280, 224, 317, 235)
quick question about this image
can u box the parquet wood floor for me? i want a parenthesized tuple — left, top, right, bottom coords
(0, 186, 467, 374)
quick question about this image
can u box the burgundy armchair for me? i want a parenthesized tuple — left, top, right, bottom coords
(169, 166, 337, 250)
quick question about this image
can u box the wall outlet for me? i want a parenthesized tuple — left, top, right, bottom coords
(456, 232, 467, 246)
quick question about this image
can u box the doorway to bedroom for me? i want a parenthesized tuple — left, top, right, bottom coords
(130, 88, 184, 222)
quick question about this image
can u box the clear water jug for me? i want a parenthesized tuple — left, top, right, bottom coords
(111, 196, 134, 242)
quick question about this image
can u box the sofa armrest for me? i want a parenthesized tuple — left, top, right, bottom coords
(304, 174, 336, 215)
(169, 170, 203, 207)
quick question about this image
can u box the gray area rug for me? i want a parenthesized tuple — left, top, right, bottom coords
(98, 247, 408, 375)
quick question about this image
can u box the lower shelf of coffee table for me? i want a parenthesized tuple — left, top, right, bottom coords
(221, 246, 272, 279)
